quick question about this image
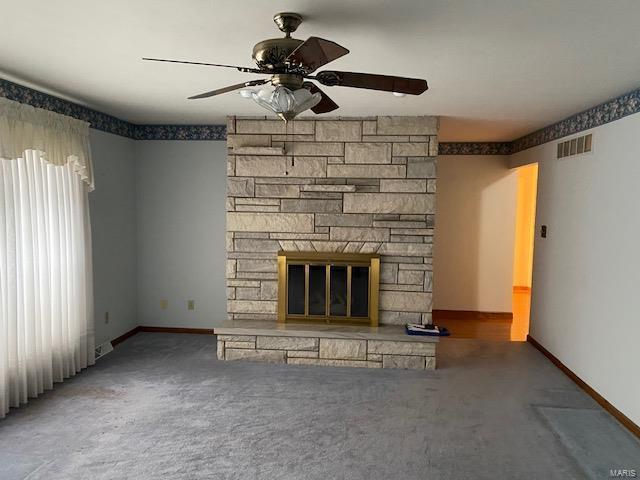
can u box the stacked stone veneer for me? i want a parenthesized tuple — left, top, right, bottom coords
(226, 116, 438, 325)
(217, 334, 436, 370)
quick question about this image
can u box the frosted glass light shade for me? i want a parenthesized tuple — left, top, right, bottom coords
(252, 85, 321, 121)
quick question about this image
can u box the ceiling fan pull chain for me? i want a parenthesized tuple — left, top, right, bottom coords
(289, 120, 295, 167)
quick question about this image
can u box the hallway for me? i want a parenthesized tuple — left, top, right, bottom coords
(436, 290, 530, 342)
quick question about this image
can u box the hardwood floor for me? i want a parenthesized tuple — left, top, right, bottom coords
(510, 290, 531, 341)
(434, 291, 531, 341)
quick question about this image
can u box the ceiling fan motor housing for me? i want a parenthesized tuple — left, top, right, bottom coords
(252, 38, 304, 72)
(251, 12, 308, 81)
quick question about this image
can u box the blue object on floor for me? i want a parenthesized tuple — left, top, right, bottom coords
(405, 326, 450, 336)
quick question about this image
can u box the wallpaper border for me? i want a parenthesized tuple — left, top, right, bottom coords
(0, 78, 226, 141)
(2, 77, 640, 151)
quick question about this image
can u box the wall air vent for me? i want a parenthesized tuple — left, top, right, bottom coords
(557, 133, 592, 159)
(95, 341, 114, 360)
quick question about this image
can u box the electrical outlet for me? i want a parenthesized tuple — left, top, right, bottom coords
(187, 300, 195, 311)
(160, 299, 168, 309)
(105, 311, 109, 324)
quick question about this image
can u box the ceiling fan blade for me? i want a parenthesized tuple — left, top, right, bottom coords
(314, 71, 428, 95)
(142, 57, 263, 73)
(304, 82, 339, 114)
(287, 37, 349, 73)
(188, 79, 269, 100)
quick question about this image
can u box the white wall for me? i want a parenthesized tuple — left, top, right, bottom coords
(434, 155, 518, 312)
(511, 114, 640, 426)
(89, 130, 138, 345)
(135, 141, 227, 328)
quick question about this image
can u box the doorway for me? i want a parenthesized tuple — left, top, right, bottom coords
(511, 163, 538, 340)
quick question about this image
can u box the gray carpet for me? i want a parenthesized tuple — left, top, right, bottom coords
(0, 333, 638, 479)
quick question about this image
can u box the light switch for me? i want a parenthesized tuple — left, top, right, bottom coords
(188, 300, 195, 311)
(160, 299, 168, 309)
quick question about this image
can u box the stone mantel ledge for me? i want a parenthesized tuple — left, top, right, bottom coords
(215, 320, 438, 344)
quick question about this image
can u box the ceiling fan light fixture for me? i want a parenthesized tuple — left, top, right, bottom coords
(251, 85, 321, 121)
(392, 92, 407, 97)
(239, 89, 254, 98)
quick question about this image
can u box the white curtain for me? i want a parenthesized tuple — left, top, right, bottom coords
(0, 98, 94, 418)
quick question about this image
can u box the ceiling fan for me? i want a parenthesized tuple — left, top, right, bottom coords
(143, 12, 428, 121)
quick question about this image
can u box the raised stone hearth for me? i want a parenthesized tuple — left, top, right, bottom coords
(216, 321, 437, 370)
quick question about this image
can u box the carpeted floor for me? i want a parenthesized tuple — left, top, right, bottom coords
(0, 333, 638, 479)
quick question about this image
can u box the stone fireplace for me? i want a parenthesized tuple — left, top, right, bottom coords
(226, 115, 438, 326)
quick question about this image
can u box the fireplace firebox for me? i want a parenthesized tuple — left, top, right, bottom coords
(277, 251, 380, 326)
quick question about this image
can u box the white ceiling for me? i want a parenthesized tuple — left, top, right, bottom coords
(2, 0, 640, 141)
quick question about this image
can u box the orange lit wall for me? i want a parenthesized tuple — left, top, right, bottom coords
(512, 163, 538, 288)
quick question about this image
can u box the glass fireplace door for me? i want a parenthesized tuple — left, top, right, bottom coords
(308, 265, 327, 316)
(329, 266, 347, 316)
(281, 254, 377, 325)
